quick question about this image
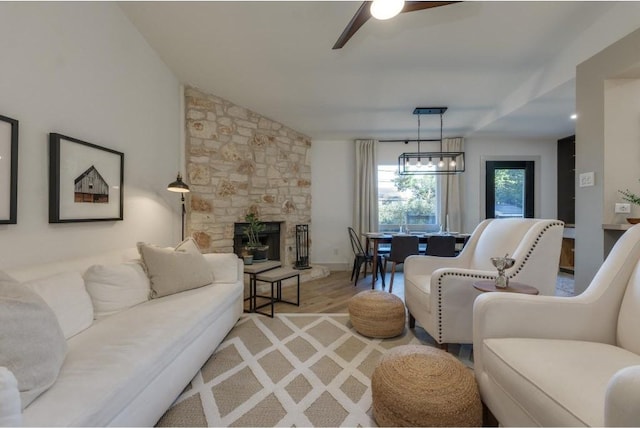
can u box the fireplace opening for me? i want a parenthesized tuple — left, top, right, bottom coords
(233, 222, 281, 261)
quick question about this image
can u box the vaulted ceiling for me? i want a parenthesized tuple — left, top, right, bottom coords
(119, 1, 640, 141)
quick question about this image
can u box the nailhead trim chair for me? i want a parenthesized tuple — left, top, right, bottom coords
(404, 218, 564, 347)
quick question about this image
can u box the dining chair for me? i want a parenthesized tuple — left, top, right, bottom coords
(425, 235, 456, 257)
(383, 235, 420, 292)
(348, 227, 385, 288)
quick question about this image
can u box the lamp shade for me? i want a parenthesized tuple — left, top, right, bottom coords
(167, 173, 190, 193)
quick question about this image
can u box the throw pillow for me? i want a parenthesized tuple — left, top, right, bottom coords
(137, 238, 213, 298)
(23, 271, 94, 339)
(0, 271, 67, 409)
(84, 262, 151, 319)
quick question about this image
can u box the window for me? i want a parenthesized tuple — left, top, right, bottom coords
(378, 165, 438, 232)
(485, 161, 534, 218)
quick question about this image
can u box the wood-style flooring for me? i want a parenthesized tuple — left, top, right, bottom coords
(252, 268, 574, 314)
(256, 270, 405, 314)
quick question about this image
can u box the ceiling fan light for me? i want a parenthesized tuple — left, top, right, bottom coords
(370, 0, 405, 20)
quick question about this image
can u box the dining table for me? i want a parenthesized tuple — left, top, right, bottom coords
(363, 232, 471, 288)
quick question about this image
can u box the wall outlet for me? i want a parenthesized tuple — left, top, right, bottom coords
(615, 203, 631, 214)
(579, 172, 595, 187)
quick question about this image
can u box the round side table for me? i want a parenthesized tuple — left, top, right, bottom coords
(473, 280, 539, 295)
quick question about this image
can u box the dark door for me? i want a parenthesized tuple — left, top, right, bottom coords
(486, 161, 534, 219)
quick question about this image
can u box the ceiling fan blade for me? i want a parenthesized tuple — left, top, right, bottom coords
(401, 1, 461, 14)
(332, 1, 461, 50)
(332, 1, 372, 50)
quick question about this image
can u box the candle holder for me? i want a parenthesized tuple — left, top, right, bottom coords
(490, 254, 516, 288)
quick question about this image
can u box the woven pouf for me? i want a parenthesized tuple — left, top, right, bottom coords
(371, 345, 482, 427)
(348, 290, 405, 338)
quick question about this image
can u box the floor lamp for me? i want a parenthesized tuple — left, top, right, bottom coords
(167, 173, 190, 241)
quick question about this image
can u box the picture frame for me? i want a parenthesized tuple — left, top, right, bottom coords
(49, 133, 124, 223)
(0, 114, 18, 225)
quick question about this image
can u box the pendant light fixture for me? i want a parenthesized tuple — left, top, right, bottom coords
(397, 107, 465, 175)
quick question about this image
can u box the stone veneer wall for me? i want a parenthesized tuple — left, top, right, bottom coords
(184, 87, 312, 267)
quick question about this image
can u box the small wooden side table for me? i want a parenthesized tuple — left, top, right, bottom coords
(473, 280, 539, 295)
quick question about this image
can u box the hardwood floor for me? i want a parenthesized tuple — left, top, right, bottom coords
(250, 268, 574, 315)
(251, 270, 404, 314)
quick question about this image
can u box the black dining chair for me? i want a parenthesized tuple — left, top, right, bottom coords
(348, 227, 385, 288)
(384, 235, 420, 292)
(425, 235, 457, 257)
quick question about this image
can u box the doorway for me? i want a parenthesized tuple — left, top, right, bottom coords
(485, 161, 534, 219)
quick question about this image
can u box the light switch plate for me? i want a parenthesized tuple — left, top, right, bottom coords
(579, 172, 595, 187)
(615, 203, 631, 213)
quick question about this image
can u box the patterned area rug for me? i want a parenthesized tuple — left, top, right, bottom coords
(157, 314, 472, 427)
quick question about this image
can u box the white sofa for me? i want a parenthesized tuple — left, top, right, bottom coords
(474, 224, 640, 427)
(404, 218, 564, 347)
(0, 247, 243, 427)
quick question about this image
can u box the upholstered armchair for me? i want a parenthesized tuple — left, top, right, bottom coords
(404, 218, 564, 347)
(474, 224, 640, 427)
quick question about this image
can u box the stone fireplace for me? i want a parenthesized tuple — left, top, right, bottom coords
(183, 87, 312, 267)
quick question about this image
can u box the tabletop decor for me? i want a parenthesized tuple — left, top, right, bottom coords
(49, 133, 124, 223)
(242, 212, 269, 261)
(490, 254, 515, 288)
(0, 114, 18, 224)
(618, 180, 640, 224)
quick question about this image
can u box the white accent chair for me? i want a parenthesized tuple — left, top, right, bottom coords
(404, 218, 564, 347)
(474, 224, 640, 427)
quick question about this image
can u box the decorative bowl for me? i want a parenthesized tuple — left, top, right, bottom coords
(627, 218, 640, 224)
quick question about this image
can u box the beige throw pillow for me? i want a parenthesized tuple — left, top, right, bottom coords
(84, 262, 151, 319)
(137, 238, 213, 298)
(0, 271, 67, 409)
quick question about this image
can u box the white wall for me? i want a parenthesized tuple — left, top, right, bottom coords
(463, 136, 558, 233)
(311, 140, 354, 270)
(310, 137, 558, 269)
(604, 79, 640, 224)
(0, 3, 182, 269)
(575, 28, 640, 293)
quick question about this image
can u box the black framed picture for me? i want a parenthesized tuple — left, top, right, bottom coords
(0, 114, 18, 224)
(49, 133, 124, 223)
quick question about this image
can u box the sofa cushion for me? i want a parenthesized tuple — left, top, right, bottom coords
(617, 260, 640, 354)
(0, 271, 67, 409)
(21, 281, 242, 426)
(404, 273, 432, 313)
(482, 337, 640, 427)
(0, 367, 22, 426)
(23, 271, 94, 339)
(84, 262, 150, 319)
(138, 238, 213, 298)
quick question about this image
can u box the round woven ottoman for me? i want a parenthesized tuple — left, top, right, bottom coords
(371, 345, 482, 427)
(348, 290, 405, 338)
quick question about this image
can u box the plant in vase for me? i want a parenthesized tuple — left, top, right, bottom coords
(243, 213, 269, 261)
(618, 180, 640, 224)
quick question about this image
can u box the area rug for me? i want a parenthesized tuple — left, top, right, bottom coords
(156, 313, 473, 427)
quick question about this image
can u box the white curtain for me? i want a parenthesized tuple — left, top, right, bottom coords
(354, 139, 379, 236)
(437, 137, 464, 232)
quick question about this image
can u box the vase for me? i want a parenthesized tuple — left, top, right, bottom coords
(247, 245, 269, 262)
(491, 255, 516, 288)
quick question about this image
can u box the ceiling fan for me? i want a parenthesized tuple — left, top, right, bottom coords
(333, 0, 460, 50)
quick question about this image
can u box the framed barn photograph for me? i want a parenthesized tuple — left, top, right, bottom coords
(0, 114, 18, 224)
(49, 133, 124, 223)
